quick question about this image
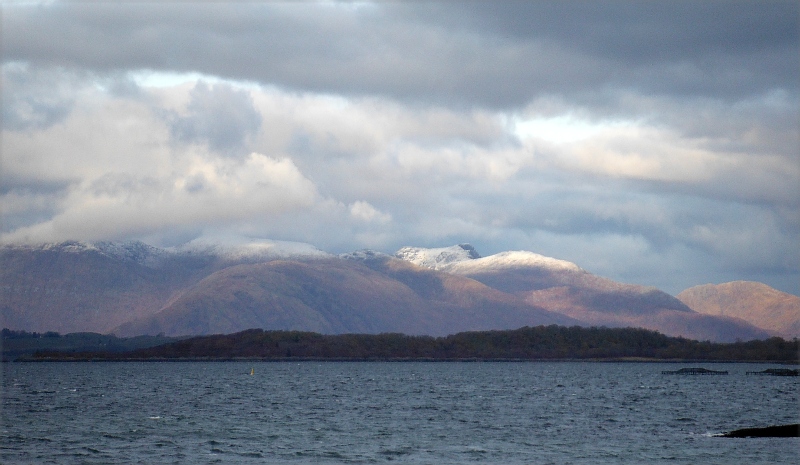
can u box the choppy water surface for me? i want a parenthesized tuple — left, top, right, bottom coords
(2, 362, 798, 464)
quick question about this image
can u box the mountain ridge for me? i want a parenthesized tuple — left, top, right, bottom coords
(0, 240, 786, 342)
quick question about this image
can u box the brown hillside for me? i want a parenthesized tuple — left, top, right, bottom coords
(0, 243, 213, 333)
(443, 255, 769, 342)
(114, 258, 578, 337)
(677, 281, 800, 339)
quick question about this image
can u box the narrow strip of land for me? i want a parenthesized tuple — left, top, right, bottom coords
(9, 325, 797, 362)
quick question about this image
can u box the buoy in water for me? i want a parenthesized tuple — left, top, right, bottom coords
(250, 367, 254, 376)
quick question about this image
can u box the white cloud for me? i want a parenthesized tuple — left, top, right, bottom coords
(514, 115, 634, 145)
(1, 0, 798, 300)
(1, 152, 319, 244)
(349, 200, 391, 224)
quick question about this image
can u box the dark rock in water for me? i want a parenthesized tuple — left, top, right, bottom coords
(721, 424, 800, 438)
(745, 368, 799, 376)
(661, 367, 728, 375)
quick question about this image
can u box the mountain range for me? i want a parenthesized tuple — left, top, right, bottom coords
(1, 241, 795, 342)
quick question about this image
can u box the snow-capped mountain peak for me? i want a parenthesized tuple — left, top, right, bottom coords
(6, 240, 174, 267)
(447, 250, 584, 274)
(394, 244, 481, 270)
(35, 240, 97, 254)
(94, 241, 174, 267)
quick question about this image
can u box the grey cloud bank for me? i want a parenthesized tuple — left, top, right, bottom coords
(1, 1, 798, 296)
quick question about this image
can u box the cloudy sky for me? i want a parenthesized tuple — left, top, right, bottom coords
(2, 1, 798, 296)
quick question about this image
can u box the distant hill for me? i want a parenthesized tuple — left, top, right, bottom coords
(677, 281, 800, 339)
(0, 241, 777, 342)
(395, 245, 769, 342)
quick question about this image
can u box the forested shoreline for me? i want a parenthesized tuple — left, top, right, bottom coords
(9, 325, 798, 362)
(1, 329, 182, 361)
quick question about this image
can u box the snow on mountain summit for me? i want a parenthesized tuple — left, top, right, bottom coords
(6, 240, 174, 267)
(94, 241, 174, 266)
(340, 249, 392, 261)
(394, 244, 481, 270)
(5, 238, 333, 265)
(446, 250, 584, 274)
(178, 238, 332, 261)
(394, 244, 583, 274)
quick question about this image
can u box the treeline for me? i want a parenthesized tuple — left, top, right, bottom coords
(1, 328, 62, 339)
(29, 326, 800, 362)
(1, 329, 181, 361)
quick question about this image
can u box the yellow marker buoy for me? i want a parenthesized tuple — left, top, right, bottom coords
(250, 367, 254, 376)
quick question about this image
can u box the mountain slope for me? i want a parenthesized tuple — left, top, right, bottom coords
(114, 257, 578, 337)
(0, 242, 204, 333)
(0, 240, 327, 334)
(677, 281, 800, 339)
(395, 246, 770, 342)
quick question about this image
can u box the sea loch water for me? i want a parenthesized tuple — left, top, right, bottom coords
(2, 362, 798, 464)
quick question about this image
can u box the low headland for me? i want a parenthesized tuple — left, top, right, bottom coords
(5, 325, 798, 363)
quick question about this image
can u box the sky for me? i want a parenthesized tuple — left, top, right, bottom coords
(1, 1, 798, 296)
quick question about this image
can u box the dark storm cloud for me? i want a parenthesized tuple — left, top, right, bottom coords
(4, 2, 796, 109)
(434, 1, 797, 64)
(410, 1, 799, 98)
(169, 82, 262, 155)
